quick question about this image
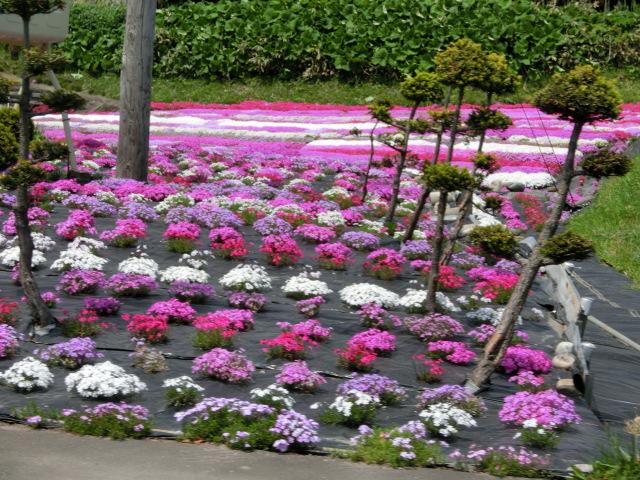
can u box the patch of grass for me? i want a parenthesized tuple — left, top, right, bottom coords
(3, 47, 640, 105)
(568, 155, 640, 287)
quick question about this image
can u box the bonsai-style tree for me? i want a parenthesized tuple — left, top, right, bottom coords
(422, 163, 477, 312)
(0, 0, 82, 329)
(468, 65, 626, 390)
(368, 72, 443, 228)
(402, 39, 490, 242)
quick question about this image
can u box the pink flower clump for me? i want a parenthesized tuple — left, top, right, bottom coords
(163, 221, 201, 240)
(499, 390, 581, 429)
(500, 346, 552, 374)
(427, 341, 476, 365)
(348, 328, 396, 356)
(259, 234, 303, 266)
(208, 227, 248, 259)
(146, 298, 196, 324)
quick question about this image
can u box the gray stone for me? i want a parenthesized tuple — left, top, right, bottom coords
(518, 236, 537, 257)
(553, 353, 576, 370)
(460, 224, 475, 236)
(555, 341, 575, 356)
(505, 182, 525, 192)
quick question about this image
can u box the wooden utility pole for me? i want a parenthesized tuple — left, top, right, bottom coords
(117, 0, 156, 181)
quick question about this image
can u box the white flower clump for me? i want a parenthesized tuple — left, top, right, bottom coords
(328, 390, 379, 418)
(250, 384, 295, 409)
(316, 211, 346, 228)
(69, 236, 107, 252)
(282, 273, 333, 298)
(95, 190, 119, 205)
(399, 289, 460, 313)
(219, 264, 272, 292)
(419, 402, 477, 437)
(466, 307, 501, 326)
(127, 193, 150, 204)
(339, 283, 400, 309)
(178, 250, 213, 270)
(0, 246, 46, 268)
(229, 198, 272, 215)
(65, 361, 147, 399)
(162, 376, 204, 393)
(456, 294, 492, 308)
(50, 249, 108, 272)
(7, 233, 56, 252)
(1, 357, 54, 392)
(118, 256, 159, 278)
(154, 193, 194, 214)
(160, 266, 210, 284)
(482, 172, 554, 189)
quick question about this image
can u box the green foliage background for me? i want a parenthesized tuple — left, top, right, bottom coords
(61, 1, 640, 81)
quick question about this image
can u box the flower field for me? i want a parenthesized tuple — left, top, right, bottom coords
(0, 100, 638, 471)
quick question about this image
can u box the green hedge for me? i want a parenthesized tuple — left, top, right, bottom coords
(60, 1, 640, 80)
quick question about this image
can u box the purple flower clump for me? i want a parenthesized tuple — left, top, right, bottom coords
(84, 297, 122, 316)
(499, 390, 581, 429)
(275, 361, 326, 392)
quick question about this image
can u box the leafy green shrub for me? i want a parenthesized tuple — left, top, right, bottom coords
(349, 425, 445, 468)
(41, 89, 86, 112)
(483, 195, 504, 211)
(469, 224, 518, 258)
(581, 149, 632, 178)
(422, 163, 477, 192)
(540, 231, 594, 263)
(0, 77, 9, 103)
(0, 107, 22, 139)
(30, 138, 68, 162)
(63, 403, 152, 440)
(61, 1, 640, 81)
(0, 124, 19, 170)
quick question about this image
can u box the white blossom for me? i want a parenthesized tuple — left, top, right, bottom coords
(65, 361, 146, 399)
(1, 357, 54, 392)
(282, 272, 332, 298)
(159, 266, 209, 284)
(50, 249, 108, 272)
(219, 264, 272, 292)
(419, 402, 477, 437)
(339, 283, 400, 309)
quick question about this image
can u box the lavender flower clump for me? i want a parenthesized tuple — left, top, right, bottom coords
(62, 402, 151, 439)
(57, 270, 105, 295)
(192, 348, 255, 383)
(340, 231, 380, 251)
(270, 410, 320, 452)
(404, 314, 465, 342)
(418, 385, 486, 417)
(35, 337, 103, 369)
(275, 361, 326, 392)
(400, 240, 432, 260)
(254, 215, 293, 236)
(169, 281, 215, 303)
(227, 292, 267, 312)
(337, 374, 407, 405)
(0, 324, 19, 358)
(499, 390, 581, 429)
(84, 297, 122, 316)
(104, 273, 158, 297)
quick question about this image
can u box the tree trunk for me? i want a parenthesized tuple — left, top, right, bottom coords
(425, 191, 448, 312)
(402, 88, 452, 242)
(16, 17, 55, 328)
(16, 187, 55, 328)
(384, 103, 419, 225)
(444, 87, 465, 164)
(360, 120, 379, 203)
(117, 0, 156, 181)
(467, 121, 584, 389)
(441, 92, 494, 263)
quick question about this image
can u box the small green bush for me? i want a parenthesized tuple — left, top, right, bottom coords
(63, 404, 152, 440)
(0, 107, 22, 139)
(0, 124, 19, 170)
(581, 149, 632, 179)
(30, 138, 68, 162)
(423, 163, 477, 192)
(41, 89, 86, 112)
(478, 451, 547, 478)
(540, 231, 594, 263)
(469, 224, 518, 258)
(349, 427, 445, 468)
